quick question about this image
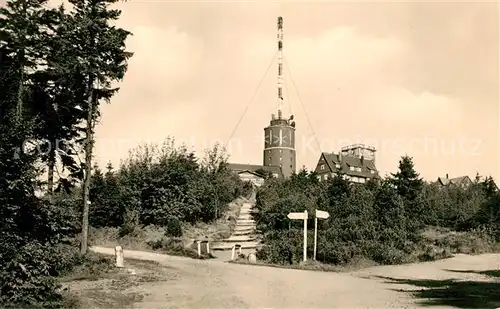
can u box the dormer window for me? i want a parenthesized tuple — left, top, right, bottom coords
(349, 166, 354, 171)
(335, 164, 340, 169)
(321, 164, 325, 170)
(356, 167, 361, 172)
(370, 170, 375, 174)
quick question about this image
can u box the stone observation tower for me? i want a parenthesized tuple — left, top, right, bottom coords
(263, 16, 296, 178)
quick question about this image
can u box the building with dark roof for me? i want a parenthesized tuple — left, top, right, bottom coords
(435, 174, 472, 188)
(226, 163, 282, 187)
(314, 144, 379, 183)
(226, 163, 282, 178)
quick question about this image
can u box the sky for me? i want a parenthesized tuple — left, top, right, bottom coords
(17, 0, 500, 181)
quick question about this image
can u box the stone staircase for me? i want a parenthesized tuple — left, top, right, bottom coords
(211, 201, 261, 253)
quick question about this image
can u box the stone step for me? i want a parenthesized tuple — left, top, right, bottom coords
(233, 229, 256, 236)
(233, 225, 254, 229)
(235, 223, 256, 228)
(238, 214, 253, 219)
(237, 219, 256, 224)
(211, 241, 261, 251)
(223, 235, 259, 242)
(232, 226, 256, 235)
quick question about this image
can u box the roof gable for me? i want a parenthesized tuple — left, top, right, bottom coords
(437, 177, 450, 185)
(237, 170, 265, 178)
(321, 153, 336, 172)
(450, 176, 472, 184)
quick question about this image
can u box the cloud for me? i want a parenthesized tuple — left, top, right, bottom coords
(286, 27, 405, 84)
(364, 88, 463, 125)
(122, 26, 204, 102)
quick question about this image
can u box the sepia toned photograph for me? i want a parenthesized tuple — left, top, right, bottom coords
(0, 0, 499, 308)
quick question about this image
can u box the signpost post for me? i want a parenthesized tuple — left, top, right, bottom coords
(313, 209, 330, 260)
(287, 210, 308, 262)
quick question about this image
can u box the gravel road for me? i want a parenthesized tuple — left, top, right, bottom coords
(90, 246, 500, 309)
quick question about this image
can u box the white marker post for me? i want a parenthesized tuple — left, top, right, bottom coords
(197, 241, 202, 257)
(313, 209, 330, 260)
(115, 246, 124, 268)
(287, 210, 308, 262)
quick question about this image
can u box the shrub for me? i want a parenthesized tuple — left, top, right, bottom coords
(255, 159, 500, 267)
(165, 217, 183, 237)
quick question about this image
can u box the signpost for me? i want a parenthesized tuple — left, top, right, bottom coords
(313, 209, 330, 260)
(287, 210, 308, 262)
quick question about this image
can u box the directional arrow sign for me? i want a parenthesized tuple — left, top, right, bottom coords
(313, 209, 330, 261)
(287, 212, 308, 220)
(315, 209, 330, 219)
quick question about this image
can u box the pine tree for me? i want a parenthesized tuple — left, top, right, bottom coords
(0, 0, 51, 120)
(482, 176, 498, 198)
(61, 0, 132, 254)
(390, 155, 424, 202)
(390, 155, 425, 229)
(30, 5, 88, 194)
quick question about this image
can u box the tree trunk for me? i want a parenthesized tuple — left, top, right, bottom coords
(80, 75, 94, 255)
(16, 0, 27, 121)
(47, 143, 56, 194)
(16, 49, 24, 120)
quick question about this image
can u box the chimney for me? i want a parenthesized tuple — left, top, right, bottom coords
(446, 173, 449, 179)
(338, 152, 342, 161)
(360, 155, 364, 166)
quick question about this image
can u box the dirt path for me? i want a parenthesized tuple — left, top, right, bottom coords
(90, 246, 500, 309)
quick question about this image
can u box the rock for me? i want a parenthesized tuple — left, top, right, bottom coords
(248, 253, 257, 264)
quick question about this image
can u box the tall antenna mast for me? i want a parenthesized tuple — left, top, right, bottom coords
(277, 16, 284, 119)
